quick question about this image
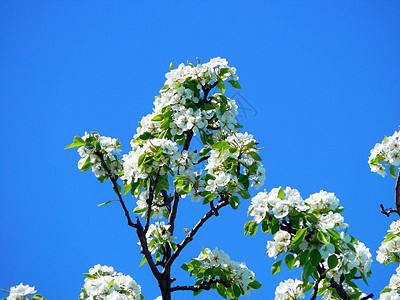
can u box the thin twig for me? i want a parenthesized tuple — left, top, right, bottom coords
(380, 204, 400, 217)
(94, 150, 136, 228)
(163, 196, 229, 273)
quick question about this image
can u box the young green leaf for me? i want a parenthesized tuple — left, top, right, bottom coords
(390, 165, 397, 178)
(228, 80, 241, 89)
(271, 260, 282, 275)
(97, 200, 113, 207)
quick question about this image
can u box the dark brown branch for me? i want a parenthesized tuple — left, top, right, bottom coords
(171, 277, 230, 292)
(134, 217, 161, 279)
(309, 266, 326, 300)
(395, 169, 400, 212)
(163, 196, 230, 273)
(94, 151, 161, 280)
(329, 278, 350, 300)
(195, 155, 210, 165)
(94, 150, 136, 228)
(360, 294, 374, 300)
(145, 168, 161, 234)
(380, 169, 400, 217)
(380, 204, 400, 217)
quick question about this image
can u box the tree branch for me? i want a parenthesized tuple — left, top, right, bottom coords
(94, 151, 161, 280)
(194, 155, 210, 165)
(309, 269, 326, 300)
(380, 169, 400, 217)
(380, 204, 400, 217)
(171, 277, 230, 292)
(94, 150, 136, 228)
(395, 169, 400, 213)
(329, 278, 350, 300)
(145, 168, 161, 234)
(163, 196, 230, 273)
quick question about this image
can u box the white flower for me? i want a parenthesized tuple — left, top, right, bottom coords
(7, 284, 37, 300)
(274, 278, 305, 300)
(319, 243, 335, 259)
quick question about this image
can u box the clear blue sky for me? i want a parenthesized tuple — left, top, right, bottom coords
(1, 1, 399, 299)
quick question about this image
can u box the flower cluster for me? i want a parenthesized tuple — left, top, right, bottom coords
(143, 222, 177, 255)
(246, 187, 371, 298)
(121, 138, 179, 185)
(182, 247, 261, 299)
(379, 265, 400, 299)
(134, 57, 240, 142)
(377, 219, 400, 265)
(274, 278, 305, 300)
(79, 265, 142, 300)
(369, 127, 400, 177)
(205, 132, 266, 192)
(2, 284, 43, 300)
(66, 132, 122, 181)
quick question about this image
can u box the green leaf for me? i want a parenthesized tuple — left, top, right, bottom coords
(248, 151, 262, 161)
(390, 165, 397, 178)
(299, 250, 309, 266)
(285, 254, 295, 270)
(138, 153, 147, 166)
(80, 159, 93, 172)
(123, 183, 132, 195)
(217, 80, 226, 94)
(327, 228, 341, 239)
(83, 273, 96, 279)
(65, 136, 86, 149)
(199, 147, 211, 157)
(271, 260, 282, 275)
(238, 190, 251, 199)
(310, 249, 322, 266)
(203, 193, 217, 204)
(261, 219, 269, 233)
(212, 141, 230, 149)
(217, 283, 227, 298)
(97, 200, 113, 207)
(277, 187, 285, 199)
(244, 220, 258, 236)
(291, 228, 307, 247)
(151, 114, 164, 122)
(31, 296, 46, 300)
(139, 256, 147, 267)
(133, 206, 147, 214)
(317, 231, 330, 244)
(302, 262, 314, 284)
(228, 80, 241, 89)
(219, 67, 231, 77)
(229, 196, 240, 210)
(328, 255, 338, 269)
(169, 62, 175, 70)
(248, 280, 262, 289)
(233, 284, 241, 297)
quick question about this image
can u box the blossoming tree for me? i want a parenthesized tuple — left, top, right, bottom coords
(3, 58, 399, 300)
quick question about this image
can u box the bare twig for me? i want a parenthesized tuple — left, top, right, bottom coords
(380, 204, 400, 217)
(163, 196, 230, 273)
(94, 150, 136, 228)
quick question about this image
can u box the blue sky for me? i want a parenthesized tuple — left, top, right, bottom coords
(1, 1, 399, 299)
